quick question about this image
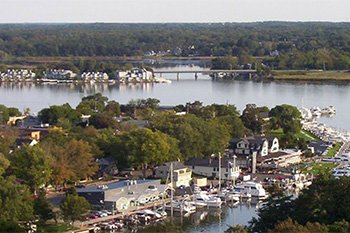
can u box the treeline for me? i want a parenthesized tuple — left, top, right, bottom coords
(0, 23, 350, 69)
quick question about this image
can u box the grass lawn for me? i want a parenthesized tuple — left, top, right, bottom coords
(269, 129, 319, 141)
(39, 223, 75, 233)
(303, 162, 337, 175)
(273, 70, 350, 81)
(326, 142, 343, 157)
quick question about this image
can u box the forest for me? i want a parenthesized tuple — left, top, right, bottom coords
(0, 22, 350, 70)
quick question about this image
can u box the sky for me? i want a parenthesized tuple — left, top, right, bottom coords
(0, 0, 350, 23)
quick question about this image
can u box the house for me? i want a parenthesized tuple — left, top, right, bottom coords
(0, 69, 36, 81)
(115, 68, 154, 82)
(14, 129, 42, 148)
(77, 179, 168, 211)
(96, 157, 119, 177)
(308, 141, 331, 156)
(81, 72, 109, 82)
(228, 136, 279, 157)
(155, 161, 192, 188)
(185, 157, 240, 180)
(43, 69, 77, 80)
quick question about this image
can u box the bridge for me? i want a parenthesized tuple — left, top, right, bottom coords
(153, 69, 257, 80)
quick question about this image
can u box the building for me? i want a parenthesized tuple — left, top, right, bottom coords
(43, 69, 77, 80)
(185, 157, 240, 180)
(0, 69, 36, 81)
(77, 179, 168, 211)
(115, 68, 154, 82)
(228, 136, 279, 158)
(258, 149, 302, 169)
(154, 161, 192, 188)
(81, 72, 109, 82)
(308, 141, 331, 156)
(226, 136, 279, 169)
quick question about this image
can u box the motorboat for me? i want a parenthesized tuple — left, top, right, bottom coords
(165, 200, 196, 213)
(192, 193, 222, 208)
(233, 182, 267, 199)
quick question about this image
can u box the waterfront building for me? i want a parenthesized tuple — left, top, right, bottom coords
(81, 72, 109, 82)
(0, 69, 36, 81)
(77, 179, 168, 211)
(185, 157, 240, 180)
(228, 136, 280, 157)
(115, 68, 154, 82)
(155, 161, 192, 188)
(43, 69, 77, 80)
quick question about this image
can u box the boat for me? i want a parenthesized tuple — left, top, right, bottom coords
(192, 193, 222, 208)
(233, 182, 267, 199)
(164, 200, 196, 213)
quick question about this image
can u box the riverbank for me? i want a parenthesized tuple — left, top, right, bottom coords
(272, 70, 350, 81)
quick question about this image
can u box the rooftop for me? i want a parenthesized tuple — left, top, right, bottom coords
(76, 179, 160, 193)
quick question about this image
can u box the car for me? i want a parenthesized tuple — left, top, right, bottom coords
(101, 210, 113, 215)
(87, 214, 99, 220)
(97, 211, 108, 217)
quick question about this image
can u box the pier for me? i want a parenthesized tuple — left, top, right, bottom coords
(154, 69, 257, 80)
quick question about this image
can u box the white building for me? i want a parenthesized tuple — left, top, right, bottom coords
(115, 68, 154, 82)
(155, 161, 192, 188)
(81, 72, 109, 82)
(228, 136, 279, 157)
(185, 157, 240, 180)
(43, 69, 77, 80)
(0, 69, 36, 81)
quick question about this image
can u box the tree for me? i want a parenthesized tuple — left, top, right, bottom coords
(9, 145, 52, 193)
(60, 194, 90, 224)
(269, 104, 301, 134)
(0, 153, 10, 175)
(241, 104, 264, 134)
(268, 218, 327, 233)
(38, 103, 80, 127)
(0, 176, 34, 229)
(121, 128, 181, 176)
(34, 191, 54, 224)
(64, 139, 98, 182)
(104, 100, 121, 116)
(76, 93, 108, 115)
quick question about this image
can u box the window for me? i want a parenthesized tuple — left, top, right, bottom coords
(213, 167, 216, 171)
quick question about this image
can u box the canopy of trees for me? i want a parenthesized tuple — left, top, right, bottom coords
(0, 23, 350, 69)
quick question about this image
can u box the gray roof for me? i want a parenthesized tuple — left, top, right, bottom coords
(160, 161, 187, 170)
(185, 157, 234, 168)
(76, 179, 159, 193)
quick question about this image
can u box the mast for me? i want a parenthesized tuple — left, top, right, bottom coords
(170, 162, 174, 219)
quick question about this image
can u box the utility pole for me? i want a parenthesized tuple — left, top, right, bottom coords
(218, 152, 221, 191)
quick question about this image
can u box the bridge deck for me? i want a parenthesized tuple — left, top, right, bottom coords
(153, 70, 257, 73)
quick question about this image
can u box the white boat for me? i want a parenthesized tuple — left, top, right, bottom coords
(192, 193, 222, 207)
(233, 182, 267, 199)
(165, 200, 196, 213)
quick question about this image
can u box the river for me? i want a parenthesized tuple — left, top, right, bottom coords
(0, 63, 349, 131)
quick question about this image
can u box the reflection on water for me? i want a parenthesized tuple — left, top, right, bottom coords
(140, 203, 259, 233)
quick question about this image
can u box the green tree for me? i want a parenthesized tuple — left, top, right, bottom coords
(0, 176, 34, 230)
(122, 128, 181, 176)
(10, 145, 52, 193)
(241, 104, 264, 134)
(269, 104, 301, 134)
(34, 191, 54, 224)
(60, 194, 90, 224)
